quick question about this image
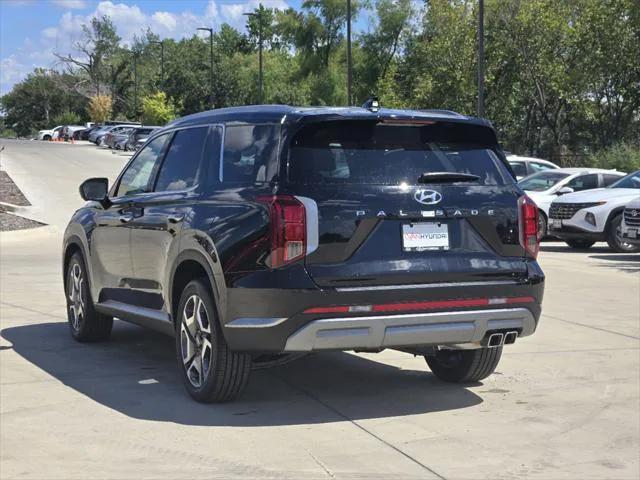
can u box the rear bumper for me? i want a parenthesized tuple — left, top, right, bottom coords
(282, 308, 535, 352)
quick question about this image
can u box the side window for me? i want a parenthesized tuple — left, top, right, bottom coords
(154, 127, 208, 192)
(222, 124, 280, 183)
(509, 162, 527, 178)
(602, 174, 622, 187)
(116, 134, 168, 197)
(530, 162, 553, 173)
(567, 173, 598, 192)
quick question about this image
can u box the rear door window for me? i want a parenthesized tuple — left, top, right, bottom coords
(567, 174, 598, 191)
(289, 121, 511, 186)
(154, 127, 208, 192)
(509, 162, 528, 178)
(222, 124, 280, 183)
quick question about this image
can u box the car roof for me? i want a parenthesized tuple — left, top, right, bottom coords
(507, 155, 556, 165)
(553, 167, 623, 174)
(165, 105, 494, 130)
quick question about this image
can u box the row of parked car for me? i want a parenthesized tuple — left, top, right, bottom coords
(37, 122, 160, 152)
(506, 155, 640, 252)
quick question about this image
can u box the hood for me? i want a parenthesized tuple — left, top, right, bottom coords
(553, 187, 640, 205)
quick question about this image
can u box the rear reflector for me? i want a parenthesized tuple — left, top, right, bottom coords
(303, 296, 535, 314)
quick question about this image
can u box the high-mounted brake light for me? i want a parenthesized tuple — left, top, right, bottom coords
(518, 195, 539, 259)
(258, 195, 306, 268)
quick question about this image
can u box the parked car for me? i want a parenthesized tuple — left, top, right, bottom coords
(124, 126, 160, 151)
(507, 155, 560, 180)
(518, 168, 625, 238)
(81, 125, 102, 140)
(105, 126, 134, 149)
(548, 170, 640, 252)
(72, 129, 86, 140)
(619, 197, 640, 247)
(37, 125, 63, 141)
(88, 125, 113, 144)
(62, 125, 86, 141)
(63, 105, 545, 402)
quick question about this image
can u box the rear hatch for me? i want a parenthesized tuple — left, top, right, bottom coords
(283, 119, 529, 288)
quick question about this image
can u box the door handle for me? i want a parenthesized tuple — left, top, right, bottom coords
(120, 213, 134, 223)
(168, 214, 185, 224)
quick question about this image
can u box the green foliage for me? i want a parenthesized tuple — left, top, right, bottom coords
(52, 111, 82, 126)
(589, 143, 640, 172)
(141, 92, 176, 125)
(2, 0, 638, 163)
(88, 95, 112, 123)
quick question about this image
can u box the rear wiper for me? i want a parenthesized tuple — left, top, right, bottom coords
(418, 172, 480, 183)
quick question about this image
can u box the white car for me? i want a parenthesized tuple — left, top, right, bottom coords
(507, 155, 559, 180)
(519, 168, 625, 238)
(619, 197, 640, 247)
(548, 170, 640, 252)
(37, 125, 63, 141)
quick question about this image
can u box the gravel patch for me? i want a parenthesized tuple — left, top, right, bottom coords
(0, 170, 30, 206)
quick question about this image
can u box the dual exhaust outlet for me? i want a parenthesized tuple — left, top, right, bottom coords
(484, 330, 518, 348)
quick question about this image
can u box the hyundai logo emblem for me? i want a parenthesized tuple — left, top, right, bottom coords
(414, 189, 442, 205)
(632, 210, 638, 217)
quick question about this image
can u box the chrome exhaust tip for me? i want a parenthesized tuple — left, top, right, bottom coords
(504, 331, 518, 345)
(487, 333, 504, 348)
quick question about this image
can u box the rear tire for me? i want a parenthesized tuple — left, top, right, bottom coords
(425, 347, 502, 383)
(565, 240, 595, 249)
(175, 279, 251, 402)
(607, 214, 640, 253)
(65, 252, 113, 342)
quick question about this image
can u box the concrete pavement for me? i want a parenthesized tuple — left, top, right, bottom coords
(0, 140, 639, 479)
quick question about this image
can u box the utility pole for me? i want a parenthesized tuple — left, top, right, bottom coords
(244, 7, 264, 104)
(197, 27, 215, 109)
(133, 51, 139, 118)
(150, 40, 164, 87)
(347, 0, 352, 106)
(477, 0, 485, 117)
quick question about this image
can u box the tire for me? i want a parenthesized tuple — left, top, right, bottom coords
(425, 347, 502, 383)
(607, 214, 640, 253)
(565, 239, 595, 249)
(537, 211, 547, 240)
(175, 279, 251, 402)
(43, 135, 51, 141)
(65, 252, 113, 342)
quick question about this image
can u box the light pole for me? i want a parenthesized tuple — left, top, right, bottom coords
(197, 27, 214, 109)
(243, 8, 264, 104)
(477, 0, 485, 117)
(150, 40, 164, 87)
(346, 0, 352, 106)
(132, 51, 139, 119)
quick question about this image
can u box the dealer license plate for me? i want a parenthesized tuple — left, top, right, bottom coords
(402, 223, 450, 251)
(552, 219, 562, 229)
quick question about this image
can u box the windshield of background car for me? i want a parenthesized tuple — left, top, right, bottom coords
(288, 120, 512, 186)
(518, 170, 571, 191)
(609, 171, 640, 189)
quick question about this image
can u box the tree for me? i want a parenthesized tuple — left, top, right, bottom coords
(141, 92, 176, 125)
(88, 95, 113, 123)
(52, 111, 82, 126)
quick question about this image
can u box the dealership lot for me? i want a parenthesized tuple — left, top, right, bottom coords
(0, 140, 638, 479)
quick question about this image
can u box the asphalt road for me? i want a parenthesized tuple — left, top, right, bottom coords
(0, 139, 639, 479)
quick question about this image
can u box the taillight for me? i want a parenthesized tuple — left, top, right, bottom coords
(518, 195, 539, 258)
(258, 195, 306, 268)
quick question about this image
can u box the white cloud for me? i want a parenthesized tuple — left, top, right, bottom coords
(51, 0, 87, 9)
(1, 0, 291, 94)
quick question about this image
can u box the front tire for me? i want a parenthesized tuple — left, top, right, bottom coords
(565, 239, 595, 249)
(607, 214, 640, 253)
(425, 347, 502, 383)
(65, 253, 113, 342)
(175, 279, 251, 402)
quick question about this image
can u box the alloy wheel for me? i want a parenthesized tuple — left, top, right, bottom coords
(67, 263, 85, 332)
(180, 295, 213, 388)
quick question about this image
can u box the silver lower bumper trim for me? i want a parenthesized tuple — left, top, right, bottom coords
(283, 308, 536, 352)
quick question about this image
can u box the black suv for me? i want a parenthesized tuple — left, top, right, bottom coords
(63, 105, 544, 402)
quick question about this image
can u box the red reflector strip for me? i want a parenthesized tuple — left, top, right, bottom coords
(303, 296, 535, 314)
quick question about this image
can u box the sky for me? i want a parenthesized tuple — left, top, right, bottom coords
(0, 0, 325, 96)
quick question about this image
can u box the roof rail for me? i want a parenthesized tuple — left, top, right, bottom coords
(417, 109, 465, 117)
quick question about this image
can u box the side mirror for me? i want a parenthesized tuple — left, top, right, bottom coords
(79, 178, 109, 204)
(557, 186, 574, 195)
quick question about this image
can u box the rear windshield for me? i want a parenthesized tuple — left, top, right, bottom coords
(288, 121, 511, 186)
(518, 170, 570, 191)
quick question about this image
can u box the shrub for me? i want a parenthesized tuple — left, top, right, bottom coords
(52, 111, 81, 126)
(88, 95, 113, 123)
(589, 143, 640, 173)
(141, 92, 176, 126)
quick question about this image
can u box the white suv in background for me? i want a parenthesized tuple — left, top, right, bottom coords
(519, 168, 625, 238)
(619, 197, 640, 247)
(37, 125, 63, 141)
(507, 155, 559, 180)
(548, 170, 640, 252)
